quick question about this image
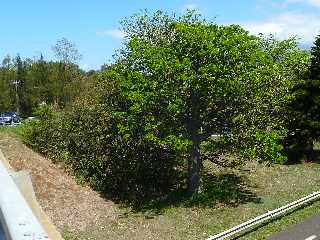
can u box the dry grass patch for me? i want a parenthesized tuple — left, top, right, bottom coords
(0, 132, 118, 232)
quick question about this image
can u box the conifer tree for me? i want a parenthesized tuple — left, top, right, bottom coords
(288, 34, 320, 160)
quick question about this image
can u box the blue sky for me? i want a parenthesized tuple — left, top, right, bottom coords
(1, 0, 320, 70)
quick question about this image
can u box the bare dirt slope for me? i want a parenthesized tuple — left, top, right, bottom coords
(0, 133, 118, 233)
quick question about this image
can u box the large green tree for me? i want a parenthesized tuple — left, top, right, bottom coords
(100, 11, 301, 194)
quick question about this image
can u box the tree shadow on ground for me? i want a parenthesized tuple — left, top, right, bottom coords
(135, 172, 261, 215)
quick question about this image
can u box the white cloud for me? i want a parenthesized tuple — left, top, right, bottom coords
(242, 12, 320, 44)
(183, 3, 197, 10)
(245, 22, 283, 35)
(286, 0, 320, 7)
(96, 29, 125, 39)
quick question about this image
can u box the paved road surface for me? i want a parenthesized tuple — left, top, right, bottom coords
(268, 214, 320, 240)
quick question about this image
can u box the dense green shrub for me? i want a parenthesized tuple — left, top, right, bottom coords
(23, 104, 182, 204)
(22, 112, 68, 159)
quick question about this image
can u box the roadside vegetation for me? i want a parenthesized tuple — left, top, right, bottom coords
(1, 10, 320, 239)
(2, 130, 320, 240)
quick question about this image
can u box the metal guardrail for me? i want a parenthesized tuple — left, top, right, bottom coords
(0, 155, 49, 240)
(206, 191, 320, 240)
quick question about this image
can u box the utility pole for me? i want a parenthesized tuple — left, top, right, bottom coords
(11, 80, 20, 114)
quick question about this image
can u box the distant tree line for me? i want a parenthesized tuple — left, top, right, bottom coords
(0, 38, 87, 116)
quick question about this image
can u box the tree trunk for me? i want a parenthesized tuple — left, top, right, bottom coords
(305, 137, 314, 162)
(187, 135, 201, 194)
(187, 90, 202, 194)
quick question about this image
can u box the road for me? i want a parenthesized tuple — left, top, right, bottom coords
(268, 214, 320, 240)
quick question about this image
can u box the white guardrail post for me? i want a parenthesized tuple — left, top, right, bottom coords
(206, 191, 320, 240)
(0, 158, 49, 240)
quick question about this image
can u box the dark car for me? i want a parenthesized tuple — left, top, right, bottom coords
(0, 112, 21, 125)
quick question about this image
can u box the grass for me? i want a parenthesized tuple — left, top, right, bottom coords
(2, 126, 320, 239)
(59, 160, 320, 240)
(0, 124, 25, 135)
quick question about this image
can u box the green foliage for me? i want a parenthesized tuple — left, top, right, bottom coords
(23, 103, 181, 204)
(33, 104, 54, 120)
(23, 11, 309, 203)
(0, 45, 87, 116)
(287, 34, 320, 159)
(240, 130, 287, 164)
(113, 11, 308, 191)
(232, 34, 309, 163)
(310, 35, 320, 80)
(115, 11, 287, 193)
(22, 111, 66, 157)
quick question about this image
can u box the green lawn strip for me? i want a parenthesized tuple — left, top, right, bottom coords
(0, 125, 21, 134)
(237, 200, 320, 239)
(61, 199, 320, 240)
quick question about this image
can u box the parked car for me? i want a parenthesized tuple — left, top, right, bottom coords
(0, 112, 21, 125)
